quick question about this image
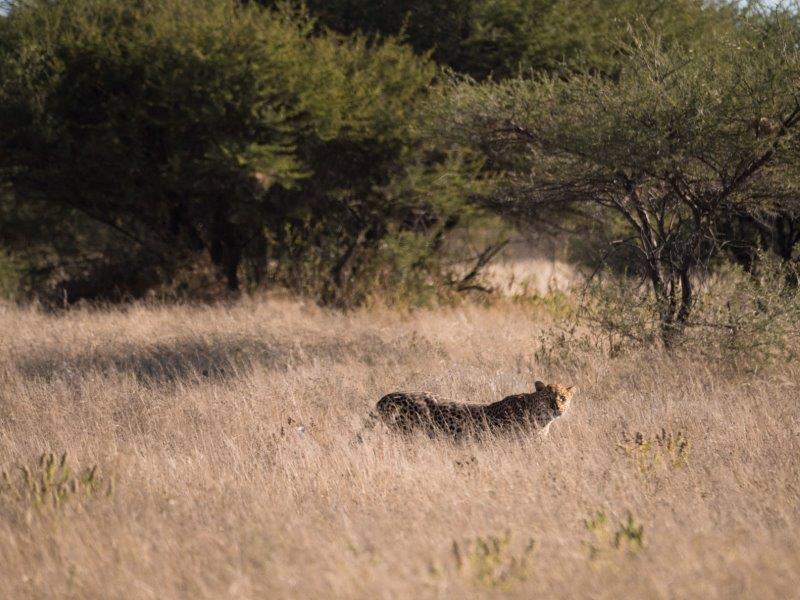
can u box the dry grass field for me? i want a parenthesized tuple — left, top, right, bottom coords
(1, 297, 799, 599)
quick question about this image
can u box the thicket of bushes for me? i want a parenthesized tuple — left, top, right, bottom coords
(0, 0, 486, 305)
(1, 0, 799, 352)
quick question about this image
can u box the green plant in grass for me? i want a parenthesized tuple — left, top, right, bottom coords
(584, 510, 645, 560)
(614, 513, 645, 552)
(0, 452, 111, 511)
(618, 429, 690, 477)
(452, 530, 535, 590)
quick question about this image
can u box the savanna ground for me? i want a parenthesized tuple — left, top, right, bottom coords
(1, 294, 799, 599)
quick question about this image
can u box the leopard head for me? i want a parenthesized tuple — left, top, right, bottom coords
(539, 382, 576, 415)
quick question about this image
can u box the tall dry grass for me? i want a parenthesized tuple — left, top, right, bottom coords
(0, 297, 798, 599)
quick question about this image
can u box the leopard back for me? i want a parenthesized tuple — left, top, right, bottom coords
(376, 392, 480, 437)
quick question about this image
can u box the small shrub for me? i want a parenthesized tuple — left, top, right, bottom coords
(617, 429, 690, 476)
(269, 222, 457, 308)
(684, 256, 800, 368)
(579, 273, 662, 354)
(584, 510, 645, 559)
(534, 321, 590, 367)
(583, 510, 610, 560)
(614, 513, 645, 551)
(452, 531, 535, 590)
(533, 274, 659, 367)
(1, 452, 111, 511)
(538, 256, 800, 369)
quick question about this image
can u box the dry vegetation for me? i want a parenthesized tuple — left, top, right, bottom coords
(1, 296, 799, 599)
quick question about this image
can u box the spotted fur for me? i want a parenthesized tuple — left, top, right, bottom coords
(375, 381, 576, 438)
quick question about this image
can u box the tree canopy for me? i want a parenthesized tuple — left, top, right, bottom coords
(1, 0, 799, 320)
(0, 0, 477, 302)
(268, 0, 743, 78)
(429, 11, 800, 342)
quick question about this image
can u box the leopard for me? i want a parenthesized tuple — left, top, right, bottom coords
(374, 381, 576, 439)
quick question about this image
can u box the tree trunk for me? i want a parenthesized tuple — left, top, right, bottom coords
(209, 207, 242, 292)
(657, 265, 693, 350)
(775, 214, 800, 288)
(223, 244, 241, 292)
(331, 226, 369, 291)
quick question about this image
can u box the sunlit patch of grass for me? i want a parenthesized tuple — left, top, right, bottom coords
(0, 298, 797, 598)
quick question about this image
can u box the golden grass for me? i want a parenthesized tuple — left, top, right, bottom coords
(0, 297, 798, 599)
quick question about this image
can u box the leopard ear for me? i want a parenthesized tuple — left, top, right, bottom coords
(534, 381, 546, 391)
(565, 386, 577, 397)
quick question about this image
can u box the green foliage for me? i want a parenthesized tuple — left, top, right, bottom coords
(584, 510, 645, 560)
(263, 0, 473, 68)
(614, 513, 645, 551)
(268, 130, 485, 307)
(579, 273, 660, 354)
(461, 0, 740, 78)
(533, 274, 656, 366)
(283, 0, 741, 79)
(0, 0, 481, 305)
(2, 0, 798, 312)
(431, 9, 800, 342)
(269, 223, 448, 307)
(1, 0, 328, 296)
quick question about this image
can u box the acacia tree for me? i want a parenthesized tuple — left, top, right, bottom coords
(431, 13, 800, 345)
(2, 0, 329, 293)
(0, 0, 477, 302)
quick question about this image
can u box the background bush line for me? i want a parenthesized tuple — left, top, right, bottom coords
(1, 0, 799, 350)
